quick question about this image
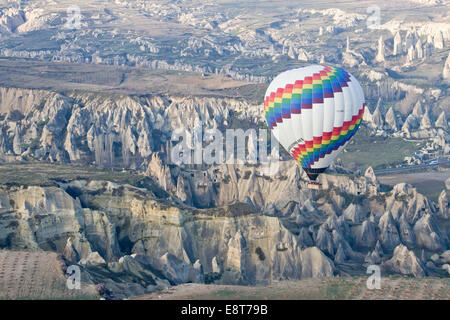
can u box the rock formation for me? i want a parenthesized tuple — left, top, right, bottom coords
(375, 36, 386, 63)
(407, 44, 416, 63)
(393, 31, 402, 56)
(384, 107, 398, 131)
(371, 102, 385, 128)
(383, 244, 426, 277)
(0, 161, 447, 298)
(434, 31, 444, 49)
(443, 52, 450, 83)
(419, 110, 432, 130)
(415, 39, 424, 59)
(435, 111, 447, 129)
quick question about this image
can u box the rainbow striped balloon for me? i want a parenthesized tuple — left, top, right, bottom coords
(264, 65, 365, 181)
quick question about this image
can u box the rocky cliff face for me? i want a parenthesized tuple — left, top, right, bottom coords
(0, 85, 447, 173)
(0, 162, 448, 298)
(0, 87, 262, 168)
(0, 178, 335, 297)
(0, 84, 448, 299)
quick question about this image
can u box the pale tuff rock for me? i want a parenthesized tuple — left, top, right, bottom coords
(0, 8, 25, 32)
(424, 42, 433, 57)
(79, 251, 107, 267)
(194, 259, 203, 273)
(0, 87, 262, 167)
(0, 185, 84, 250)
(269, 241, 303, 281)
(413, 214, 445, 251)
(405, 31, 414, 53)
(398, 214, 416, 248)
(0, 173, 447, 290)
(438, 190, 448, 219)
(79, 207, 122, 262)
(297, 48, 310, 61)
(362, 107, 375, 128)
(375, 36, 386, 63)
(211, 256, 221, 274)
(407, 44, 416, 63)
(408, 0, 443, 5)
(157, 253, 203, 284)
(415, 39, 424, 59)
(319, 27, 324, 36)
(384, 107, 398, 131)
(332, 229, 360, 261)
(363, 69, 386, 81)
(182, 161, 310, 210)
(383, 244, 425, 277)
(443, 264, 450, 275)
(430, 253, 440, 263)
(319, 55, 325, 64)
(319, 173, 378, 198)
(107, 254, 170, 290)
(443, 53, 450, 83)
(287, 46, 297, 60)
(63, 237, 80, 263)
(334, 244, 346, 263)
(365, 240, 384, 264)
(354, 219, 377, 250)
(386, 183, 431, 224)
(393, 31, 402, 55)
(446, 178, 450, 190)
(412, 100, 424, 117)
(371, 103, 384, 127)
(315, 226, 335, 256)
(401, 114, 419, 136)
(342, 52, 359, 68)
(322, 214, 341, 233)
(297, 228, 314, 249)
(146, 153, 175, 192)
(225, 231, 247, 272)
(299, 247, 334, 278)
(441, 251, 450, 264)
(419, 111, 432, 130)
(434, 31, 444, 49)
(378, 211, 401, 251)
(346, 36, 350, 52)
(16, 9, 50, 33)
(176, 175, 193, 206)
(343, 203, 365, 224)
(364, 166, 378, 185)
(435, 111, 447, 129)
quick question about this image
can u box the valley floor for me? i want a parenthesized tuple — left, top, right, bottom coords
(377, 169, 449, 201)
(134, 277, 450, 300)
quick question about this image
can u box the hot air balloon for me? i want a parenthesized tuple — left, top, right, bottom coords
(263, 65, 365, 189)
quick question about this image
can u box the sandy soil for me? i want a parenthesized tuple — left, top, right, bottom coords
(134, 277, 450, 300)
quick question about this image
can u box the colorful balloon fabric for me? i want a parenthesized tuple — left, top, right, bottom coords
(264, 65, 365, 181)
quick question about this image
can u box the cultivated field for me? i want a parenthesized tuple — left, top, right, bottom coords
(378, 169, 449, 201)
(0, 162, 160, 189)
(336, 127, 425, 171)
(0, 250, 99, 300)
(0, 58, 266, 101)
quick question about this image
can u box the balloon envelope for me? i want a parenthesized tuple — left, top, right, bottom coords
(264, 65, 365, 180)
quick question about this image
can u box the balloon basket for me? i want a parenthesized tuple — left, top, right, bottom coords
(307, 181, 321, 190)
